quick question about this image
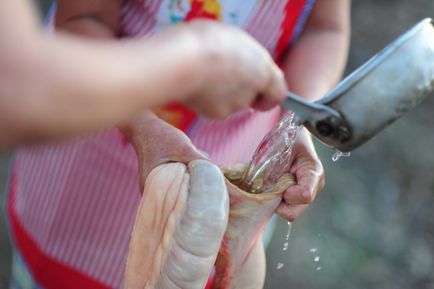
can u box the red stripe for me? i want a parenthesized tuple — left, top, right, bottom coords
(44, 143, 78, 252)
(274, 0, 307, 60)
(123, 1, 144, 35)
(21, 146, 44, 234)
(40, 143, 76, 247)
(65, 139, 111, 271)
(88, 141, 132, 280)
(120, 0, 135, 32)
(7, 176, 109, 289)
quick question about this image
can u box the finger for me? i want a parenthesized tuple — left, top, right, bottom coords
(139, 146, 207, 193)
(283, 166, 324, 205)
(275, 202, 309, 222)
(170, 143, 209, 164)
(184, 98, 231, 119)
(252, 64, 287, 111)
(143, 142, 207, 177)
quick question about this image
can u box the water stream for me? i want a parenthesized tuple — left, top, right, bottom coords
(239, 113, 300, 193)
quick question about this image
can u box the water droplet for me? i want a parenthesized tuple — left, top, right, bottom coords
(332, 150, 351, 162)
(277, 222, 292, 271)
(310, 247, 318, 253)
(285, 222, 292, 240)
(314, 256, 320, 262)
(316, 266, 322, 271)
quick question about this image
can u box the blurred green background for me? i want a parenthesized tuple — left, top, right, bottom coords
(1, 1, 434, 288)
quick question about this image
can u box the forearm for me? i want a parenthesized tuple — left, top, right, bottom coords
(282, 29, 349, 101)
(1, 0, 286, 147)
(282, 0, 351, 101)
(121, 109, 160, 152)
(0, 1, 203, 145)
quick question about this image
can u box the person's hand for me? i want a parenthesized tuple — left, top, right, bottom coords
(122, 111, 207, 191)
(182, 20, 288, 118)
(276, 128, 325, 221)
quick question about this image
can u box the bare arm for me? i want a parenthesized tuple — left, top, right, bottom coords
(0, 0, 203, 145)
(0, 0, 286, 147)
(277, 0, 351, 220)
(282, 0, 351, 101)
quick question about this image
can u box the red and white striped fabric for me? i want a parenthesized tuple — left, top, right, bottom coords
(6, 1, 315, 288)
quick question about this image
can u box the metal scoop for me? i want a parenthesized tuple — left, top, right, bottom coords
(281, 18, 434, 152)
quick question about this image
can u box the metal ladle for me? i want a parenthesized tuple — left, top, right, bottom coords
(281, 18, 434, 152)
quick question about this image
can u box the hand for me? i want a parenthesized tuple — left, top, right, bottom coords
(182, 20, 287, 118)
(122, 110, 207, 191)
(276, 128, 325, 221)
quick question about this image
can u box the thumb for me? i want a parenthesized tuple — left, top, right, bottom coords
(138, 141, 209, 193)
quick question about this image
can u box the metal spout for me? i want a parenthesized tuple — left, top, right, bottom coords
(304, 18, 434, 152)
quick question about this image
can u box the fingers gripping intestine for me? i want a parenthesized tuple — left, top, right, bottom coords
(124, 160, 229, 289)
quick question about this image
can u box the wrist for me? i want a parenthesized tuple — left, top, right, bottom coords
(144, 26, 206, 104)
(120, 110, 159, 142)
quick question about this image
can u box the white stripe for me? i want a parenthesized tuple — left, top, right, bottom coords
(37, 142, 75, 246)
(120, 0, 135, 33)
(123, 1, 145, 35)
(42, 142, 79, 249)
(240, 1, 261, 29)
(100, 171, 137, 285)
(85, 141, 132, 279)
(23, 146, 50, 243)
(112, 189, 139, 287)
(247, 0, 272, 35)
(66, 135, 119, 270)
(49, 139, 95, 258)
(253, 0, 283, 50)
(262, 1, 286, 52)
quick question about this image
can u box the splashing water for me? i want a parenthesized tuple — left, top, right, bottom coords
(332, 150, 351, 162)
(240, 113, 300, 193)
(310, 246, 323, 272)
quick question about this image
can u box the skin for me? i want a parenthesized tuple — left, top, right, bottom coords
(0, 0, 286, 147)
(53, 0, 351, 221)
